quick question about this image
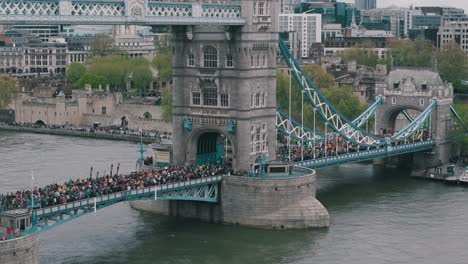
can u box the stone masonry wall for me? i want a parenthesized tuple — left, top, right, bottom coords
(132, 169, 330, 229)
(0, 233, 39, 264)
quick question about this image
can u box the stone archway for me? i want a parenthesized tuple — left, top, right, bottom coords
(35, 120, 46, 127)
(188, 128, 234, 167)
(380, 105, 424, 136)
(143, 112, 152, 119)
(120, 116, 128, 129)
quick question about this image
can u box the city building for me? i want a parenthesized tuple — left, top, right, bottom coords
(362, 7, 422, 38)
(9, 25, 61, 42)
(280, 0, 294, 14)
(355, 0, 376, 11)
(113, 25, 156, 61)
(416, 6, 468, 23)
(437, 21, 468, 53)
(65, 35, 94, 63)
(322, 24, 343, 42)
(279, 13, 322, 59)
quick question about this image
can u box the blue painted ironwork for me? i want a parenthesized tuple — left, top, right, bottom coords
(227, 120, 236, 134)
(279, 40, 384, 147)
(450, 104, 467, 130)
(402, 109, 414, 122)
(295, 140, 434, 169)
(391, 100, 436, 141)
(0, 0, 245, 25)
(33, 176, 221, 233)
(183, 118, 192, 131)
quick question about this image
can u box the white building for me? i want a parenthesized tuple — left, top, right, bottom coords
(438, 21, 468, 53)
(112, 25, 156, 61)
(279, 14, 322, 59)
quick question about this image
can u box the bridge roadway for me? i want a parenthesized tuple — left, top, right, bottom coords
(294, 140, 434, 169)
(31, 175, 221, 233)
(0, 0, 245, 25)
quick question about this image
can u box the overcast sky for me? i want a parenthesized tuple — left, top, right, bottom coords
(342, 0, 468, 12)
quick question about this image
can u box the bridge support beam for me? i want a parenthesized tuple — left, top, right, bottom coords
(131, 169, 329, 229)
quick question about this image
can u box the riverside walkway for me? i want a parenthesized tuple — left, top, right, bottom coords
(0, 123, 171, 144)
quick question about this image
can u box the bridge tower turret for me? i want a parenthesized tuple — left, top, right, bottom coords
(172, 0, 279, 171)
(375, 67, 454, 168)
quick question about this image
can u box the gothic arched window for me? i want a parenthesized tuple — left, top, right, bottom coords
(203, 46, 218, 68)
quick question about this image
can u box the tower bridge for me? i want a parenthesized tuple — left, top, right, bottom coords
(0, 0, 463, 262)
(0, 0, 245, 25)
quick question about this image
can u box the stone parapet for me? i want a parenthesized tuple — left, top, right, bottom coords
(0, 233, 39, 264)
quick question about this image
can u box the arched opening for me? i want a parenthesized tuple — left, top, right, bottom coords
(120, 116, 128, 129)
(196, 131, 233, 166)
(35, 120, 46, 127)
(143, 112, 152, 119)
(381, 106, 423, 137)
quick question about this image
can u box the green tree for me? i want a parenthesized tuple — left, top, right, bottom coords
(342, 42, 381, 67)
(132, 64, 153, 95)
(66, 62, 86, 82)
(90, 34, 125, 57)
(0, 76, 18, 108)
(77, 73, 108, 89)
(437, 42, 468, 83)
(152, 52, 172, 81)
(452, 104, 468, 155)
(385, 38, 434, 68)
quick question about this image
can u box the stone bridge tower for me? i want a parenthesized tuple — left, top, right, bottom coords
(375, 67, 454, 168)
(172, 0, 279, 171)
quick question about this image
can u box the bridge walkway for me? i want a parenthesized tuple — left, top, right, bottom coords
(31, 175, 222, 233)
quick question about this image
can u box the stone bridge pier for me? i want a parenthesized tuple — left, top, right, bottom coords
(375, 67, 455, 169)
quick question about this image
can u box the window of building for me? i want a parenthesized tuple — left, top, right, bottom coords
(422, 83, 427, 91)
(261, 92, 265, 106)
(262, 55, 266, 67)
(420, 99, 425, 106)
(226, 54, 233, 68)
(203, 47, 218, 68)
(250, 55, 254, 67)
(392, 97, 396, 104)
(251, 93, 254, 107)
(394, 82, 400, 89)
(256, 55, 260, 67)
(221, 93, 229, 107)
(203, 87, 218, 106)
(192, 92, 201, 105)
(187, 53, 195, 67)
(102, 107, 106, 115)
(255, 93, 260, 107)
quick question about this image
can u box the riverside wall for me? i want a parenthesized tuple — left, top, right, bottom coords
(0, 233, 39, 264)
(0, 125, 159, 144)
(131, 169, 330, 229)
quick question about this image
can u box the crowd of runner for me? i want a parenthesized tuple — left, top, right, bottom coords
(0, 164, 226, 212)
(276, 128, 431, 162)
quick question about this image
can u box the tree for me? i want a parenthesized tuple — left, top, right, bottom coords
(342, 42, 381, 67)
(132, 64, 153, 95)
(0, 76, 18, 108)
(451, 104, 468, 155)
(77, 73, 108, 89)
(387, 38, 434, 67)
(90, 34, 124, 57)
(66, 62, 86, 82)
(152, 52, 172, 81)
(437, 42, 468, 83)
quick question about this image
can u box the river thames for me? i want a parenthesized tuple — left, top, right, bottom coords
(1, 131, 468, 264)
